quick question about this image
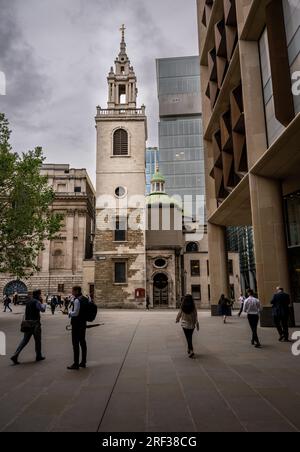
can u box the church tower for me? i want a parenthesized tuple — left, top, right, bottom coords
(94, 26, 147, 307)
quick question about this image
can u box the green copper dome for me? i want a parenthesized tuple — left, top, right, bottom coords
(151, 171, 165, 184)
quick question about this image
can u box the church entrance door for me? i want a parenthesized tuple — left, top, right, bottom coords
(153, 273, 169, 307)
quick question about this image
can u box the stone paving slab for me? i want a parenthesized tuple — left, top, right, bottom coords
(0, 308, 300, 432)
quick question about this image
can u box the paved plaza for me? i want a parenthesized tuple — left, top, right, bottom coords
(0, 308, 300, 432)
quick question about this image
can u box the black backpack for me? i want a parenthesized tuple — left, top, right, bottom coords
(78, 296, 98, 323)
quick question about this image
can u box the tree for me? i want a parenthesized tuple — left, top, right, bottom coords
(0, 113, 62, 278)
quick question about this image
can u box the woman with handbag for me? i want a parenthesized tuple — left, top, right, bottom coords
(11, 290, 46, 365)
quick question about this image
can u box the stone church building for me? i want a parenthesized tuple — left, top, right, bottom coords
(89, 28, 240, 309)
(0, 28, 240, 309)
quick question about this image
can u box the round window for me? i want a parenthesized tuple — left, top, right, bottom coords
(154, 258, 167, 269)
(115, 186, 127, 198)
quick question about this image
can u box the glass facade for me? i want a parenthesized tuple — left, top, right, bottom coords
(157, 57, 201, 96)
(227, 226, 257, 294)
(259, 28, 285, 145)
(285, 192, 300, 303)
(286, 194, 300, 247)
(259, 2, 300, 145)
(283, 0, 300, 114)
(283, 1, 300, 304)
(146, 147, 159, 194)
(157, 57, 205, 220)
(159, 117, 205, 195)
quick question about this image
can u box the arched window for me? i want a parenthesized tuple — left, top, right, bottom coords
(186, 242, 199, 253)
(113, 129, 128, 156)
(4, 280, 27, 296)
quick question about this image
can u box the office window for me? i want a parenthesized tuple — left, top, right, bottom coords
(115, 262, 127, 284)
(191, 260, 200, 277)
(208, 284, 211, 301)
(285, 194, 300, 247)
(259, 28, 285, 144)
(74, 187, 81, 193)
(283, 0, 300, 114)
(114, 217, 127, 242)
(207, 260, 210, 276)
(192, 285, 201, 300)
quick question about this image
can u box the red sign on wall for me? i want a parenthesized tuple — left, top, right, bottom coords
(135, 288, 145, 299)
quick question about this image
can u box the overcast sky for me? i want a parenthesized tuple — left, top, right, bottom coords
(0, 0, 198, 184)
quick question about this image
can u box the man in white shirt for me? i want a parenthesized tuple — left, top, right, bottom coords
(244, 289, 261, 348)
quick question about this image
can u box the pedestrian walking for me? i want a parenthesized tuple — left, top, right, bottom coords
(10, 289, 46, 365)
(13, 292, 18, 306)
(67, 286, 88, 370)
(176, 295, 199, 359)
(57, 295, 63, 308)
(244, 289, 261, 348)
(146, 295, 150, 311)
(3, 295, 12, 313)
(238, 293, 246, 317)
(64, 297, 70, 313)
(50, 296, 57, 315)
(218, 294, 231, 324)
(271, 287, 291, 342)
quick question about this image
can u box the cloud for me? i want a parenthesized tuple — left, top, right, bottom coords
(0, 0, 50, 129)
(0, 0, 198, 183)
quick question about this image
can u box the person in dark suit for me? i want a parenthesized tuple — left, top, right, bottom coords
(219, 294, 231, 324)
(67, 286, 88, 370)
(3, 295, 12, 312)
(11, 290, 46, 365)
(271, 287, 291, 342)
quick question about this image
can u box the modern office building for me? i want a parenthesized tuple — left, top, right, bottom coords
(146, 147, 159, 194)
(197, 0, 300, 324)
(156, 56, 206, 221)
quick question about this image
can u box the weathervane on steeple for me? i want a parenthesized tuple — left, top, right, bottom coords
(120, 24, 126, 42)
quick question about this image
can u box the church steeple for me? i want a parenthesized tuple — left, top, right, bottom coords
(119, 24, 127, 56)
(107, 25, 138, 110)
(151, 165, 166, 194)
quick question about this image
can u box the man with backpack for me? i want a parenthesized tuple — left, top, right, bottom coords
(67, 286, 97, 370)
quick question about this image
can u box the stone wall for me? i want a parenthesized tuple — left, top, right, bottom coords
(0, 273, 83, 298)
(94, 208, 146, 308)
